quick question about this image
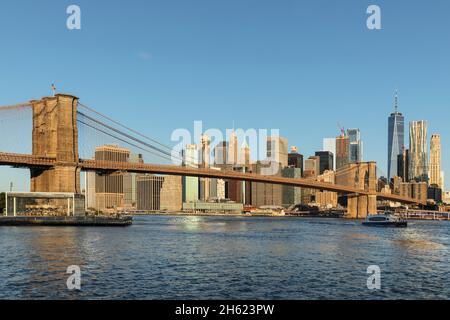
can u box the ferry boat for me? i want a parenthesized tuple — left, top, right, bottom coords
(362, 211, 407, 228)
(252, 206, 286, 216)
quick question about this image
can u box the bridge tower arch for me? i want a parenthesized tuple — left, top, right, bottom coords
(30, 94, 80, 193)
(337, 162, 378, 219)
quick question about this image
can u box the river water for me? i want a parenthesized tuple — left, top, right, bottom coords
(0, 215, 449, 300)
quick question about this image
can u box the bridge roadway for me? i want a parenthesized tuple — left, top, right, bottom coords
(0, 151, 423, 205)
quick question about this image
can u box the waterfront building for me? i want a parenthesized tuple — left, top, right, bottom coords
(251, 161, 282, 207)
(123, 153, 144, 209)
(399, 182, 413, 199)
(335, 135, 350, 170)
(95, 145, 131, 211)
(315, 170, 338, 208)
(182, 144, 199, 203)
(209, 167, 226, 200)
(282, 167, 302, 207)
(411, 181, 428, 203)
(136, 175, 182, 211)
(302, 156, 320, 204)
(429, 134, 442, 188)
(137, 175, 164, 211)
(443, 191, 450, 205)
(267, 136, 288, 168)
(387, 91, 405, 180)
(85, 171, 96, 210)
(182, 201, 243, 214)
(409, 120, 428, 182)
(161, 175, 183, 211)
(347, 128, 363, 163)
(226, 166, 251, 204)
(323, 138, 336, 170)
(400, 181, 428, 203)
(315, 151, 333, 175)
(427, 185, 442, 203)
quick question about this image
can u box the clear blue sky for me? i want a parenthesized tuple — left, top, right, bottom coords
(1, 0, 449, 191)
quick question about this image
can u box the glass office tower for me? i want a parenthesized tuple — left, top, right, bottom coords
(387, 92, 404, 181)
(347, 128, 362, 163)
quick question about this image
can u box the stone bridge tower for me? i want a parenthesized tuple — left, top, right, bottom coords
(30, 94, 80, 193)
(336, 162, 377, 219)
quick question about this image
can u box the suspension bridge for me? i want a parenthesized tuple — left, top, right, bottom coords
(0, 94, 424, 218)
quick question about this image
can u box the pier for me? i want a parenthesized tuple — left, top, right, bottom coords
(0, 215, 133, 227)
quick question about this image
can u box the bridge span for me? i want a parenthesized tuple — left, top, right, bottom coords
(0, 94, 426, 219)
(0, 151, 424, 206)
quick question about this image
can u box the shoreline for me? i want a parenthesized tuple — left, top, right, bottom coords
(130, 211, 347, 219)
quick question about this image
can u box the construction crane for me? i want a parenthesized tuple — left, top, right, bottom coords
(337, 122, 346, 137)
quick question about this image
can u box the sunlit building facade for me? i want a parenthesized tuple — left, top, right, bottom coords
(335, 135, 349, 170)
(429, 134, 442, 188)
(409, 120, 428, 182)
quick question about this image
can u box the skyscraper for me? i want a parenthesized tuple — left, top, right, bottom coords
(288, 146, 304, 175)
(315, 151, 333, 175)
(239, 140, 251, 168)
(409, 120, 428, 182)
(323, 138, 336, 170)
(228, 130, 238, 165)
(429, 134, 442, 188)
(397, 148, 409, 183)
(347, 128, 363, 163)
(214, 141, 228, 166)
(267, 136, 288, 168)
(94, 144, 131, 210)
(387, 91, 405, 180)
(304, 156, 320, 178)
(335, 135, 349, 170)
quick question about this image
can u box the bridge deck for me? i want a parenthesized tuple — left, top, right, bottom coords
(0, 152, 424, 205)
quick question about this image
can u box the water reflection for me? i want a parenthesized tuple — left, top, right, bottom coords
(0, 217, 449, 299)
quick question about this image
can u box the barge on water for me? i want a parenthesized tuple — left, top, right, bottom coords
(0, 215, 133, 227)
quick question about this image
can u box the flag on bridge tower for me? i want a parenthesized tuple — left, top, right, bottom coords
(51, 83, 56, 96)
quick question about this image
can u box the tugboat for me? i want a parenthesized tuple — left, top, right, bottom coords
(362, 210, 407, 228)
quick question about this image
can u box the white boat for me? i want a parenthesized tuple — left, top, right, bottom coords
(253, 206, 286, 216)
(362, 210, 407, 228)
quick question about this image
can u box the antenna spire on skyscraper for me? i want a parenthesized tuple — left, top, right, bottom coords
(394, 89, 398, 113)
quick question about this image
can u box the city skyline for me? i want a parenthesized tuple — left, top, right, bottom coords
(1, 1, 450, 303)
(0, 0, 449, 191)
(0, 97, 446, 193)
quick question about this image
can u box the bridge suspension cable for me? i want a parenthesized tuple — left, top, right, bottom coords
(77, 118, 174, 162)
(0, 102, 31, 111)
(77, 102, 197, 166)
(78, 102, 175, 153)
(78, 111, 174, 159)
